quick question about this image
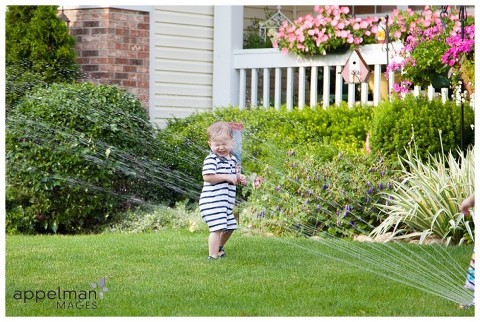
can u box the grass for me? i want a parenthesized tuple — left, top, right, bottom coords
(5, 229, 475, 317)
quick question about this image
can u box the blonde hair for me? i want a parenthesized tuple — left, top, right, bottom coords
(207, 121, 233, 141)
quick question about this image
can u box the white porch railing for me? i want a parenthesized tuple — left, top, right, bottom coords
(233, 44, 462, 109)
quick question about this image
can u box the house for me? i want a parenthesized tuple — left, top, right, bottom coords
(61, 5, 472, 128)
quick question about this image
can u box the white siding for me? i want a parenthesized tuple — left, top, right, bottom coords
(151, 6, 214, 128)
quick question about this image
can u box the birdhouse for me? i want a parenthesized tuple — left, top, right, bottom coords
(340, 49, 370, 84)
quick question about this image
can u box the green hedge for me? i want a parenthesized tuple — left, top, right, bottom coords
(370, 95, 474, 160)
(6, 82, 161, 233)
(8, 91, 472, 235)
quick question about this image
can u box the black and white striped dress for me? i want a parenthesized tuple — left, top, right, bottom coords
(199, 152, 238, 232)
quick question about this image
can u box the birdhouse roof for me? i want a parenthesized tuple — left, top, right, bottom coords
(340, 49, 369, 74)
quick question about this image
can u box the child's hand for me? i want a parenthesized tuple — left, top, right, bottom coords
(460, 194, 475, 216)
(237, 174, 247, 185)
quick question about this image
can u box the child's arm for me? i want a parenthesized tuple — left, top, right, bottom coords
(203, 174, 238, 185)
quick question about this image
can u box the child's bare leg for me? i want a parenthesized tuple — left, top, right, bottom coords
(208, 230, 221, 258)
(219, 230, 233, 254)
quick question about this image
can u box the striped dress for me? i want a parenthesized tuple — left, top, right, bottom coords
(199, 152, 238, 232)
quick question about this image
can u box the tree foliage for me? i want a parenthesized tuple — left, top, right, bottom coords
(5, 5, 80, 110)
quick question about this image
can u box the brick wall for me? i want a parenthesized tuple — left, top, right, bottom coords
(64, 7, 149, 108)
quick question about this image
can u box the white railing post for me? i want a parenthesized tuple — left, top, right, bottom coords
(286, 67, 294, 110)
(427, 85, 435, 101)
(348, 83, 355, 107)
(251, 68, 258, 107)
(310, 66, 318, 107)
(441, 88, 448, 104)
(335, 65, 343, 106)
(373, 65, 381, 106)
(361, 82, 368, 105)
(298, 66, 305, 109)
(263, 68, 270, 108)
(274, 67, 282, 110)
(322, 66, 331, 108)
(413, 85, 421, 97)
(239, 69, 246, 109)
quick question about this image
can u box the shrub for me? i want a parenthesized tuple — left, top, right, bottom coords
(6, 83, 161, 233)
(239, 149, 398, 238)
(105, 202, 204, 234)
(369, 95, 474, 161)
(155, 104, 373, 205)
(370, 146, 475, 245)
(5, 64, 49, 112)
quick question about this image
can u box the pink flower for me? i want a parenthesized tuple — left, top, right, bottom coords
(337, 30, 348, 38)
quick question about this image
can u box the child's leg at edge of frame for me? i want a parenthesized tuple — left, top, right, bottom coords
(220, 229, 234, 249)
(208, 230, 222, 258)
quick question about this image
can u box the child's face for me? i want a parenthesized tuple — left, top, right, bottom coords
(208, 135, 233, 158)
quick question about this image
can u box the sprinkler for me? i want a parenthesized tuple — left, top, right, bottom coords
(228, 122, 243, 172)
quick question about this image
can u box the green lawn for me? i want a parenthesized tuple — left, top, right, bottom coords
(5, 229, 475, 317)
